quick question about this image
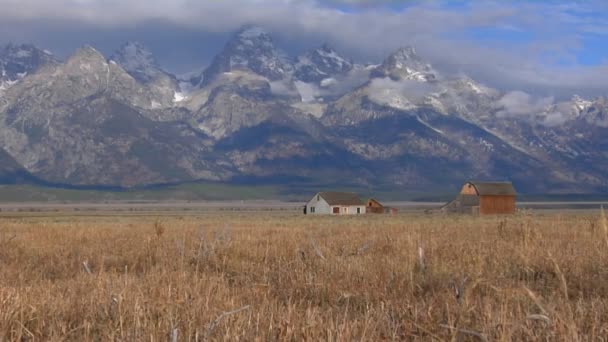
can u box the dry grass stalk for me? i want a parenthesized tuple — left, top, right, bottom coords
(417, 244, 426, 271)
(526, 314, 552, 325)
(601, 206, 608, 248)
(310, 238, 326, 261)
(153, 219, 165, 238)
(356, 240, 373, 256)
(82, 260, 92, 275)
(1, 234, 16, 243)
(548, 252, 569, 301)
(523, 286, 549, 316)
(451, 276, 468, 303)
(206, 305, 251, 338)
(439, 324, 488, 342)
(170, 328, 178, 342)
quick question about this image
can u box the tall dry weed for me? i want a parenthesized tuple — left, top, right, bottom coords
(601, 206, 608, 248)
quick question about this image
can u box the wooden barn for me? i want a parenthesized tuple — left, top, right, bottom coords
(366, 198, 385, 214)
(442, 181, 517, 215)
(366, 199, 398, 214)
(304, 192, 366, 215)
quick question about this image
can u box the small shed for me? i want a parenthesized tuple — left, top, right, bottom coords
(305, 192, 366, 215)
(366, 198, 385, 214)
(442, 181, 517, 215)
(366, 199, 398, 214)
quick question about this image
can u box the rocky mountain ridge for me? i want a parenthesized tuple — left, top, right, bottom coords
(0, 44, 58, 92)
(0, 26, 606, 193)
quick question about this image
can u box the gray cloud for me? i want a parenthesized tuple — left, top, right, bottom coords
(497, 91, 554, 117)
(496, 91, 575, 127)
(291, 67, 372, 102)
(0, 1, 606, 97)
(367, 78, 437, 108)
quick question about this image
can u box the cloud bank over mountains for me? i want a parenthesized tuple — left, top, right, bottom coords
(0, 0, 606, 98)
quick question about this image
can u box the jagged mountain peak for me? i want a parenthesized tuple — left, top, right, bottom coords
(372, 45, 437, 82)
(390, 46, 420, 61)
(294, 43, 353, 83)
(0, 43, 59, 90)
(110, 41, 167, 83)
(2, 43, 53, 58)
(68, 45, 106, 62)
(226, 25, 279, 55)
(199, 25, 293, 86)
(113, 41, 156, 62)
(235, 25, 272, 41)
(579, 96, 608, 127)
(119, 41, 149, 51)
(314, 43, 342, 56)
(311, 43, 350, 63)
(1, 43, 58, 68)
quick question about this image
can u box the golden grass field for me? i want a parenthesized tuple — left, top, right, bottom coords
(1, 210, 608, 341)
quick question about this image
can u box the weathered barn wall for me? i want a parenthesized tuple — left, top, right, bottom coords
(479, 195, 516, 215)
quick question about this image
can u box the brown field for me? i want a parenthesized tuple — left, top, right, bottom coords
(1, 210, 608, 341)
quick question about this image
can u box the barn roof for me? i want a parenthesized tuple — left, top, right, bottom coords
(367, 198, 384, 206)
(319, 192, 364, 206)
(469, 182, 516, 196)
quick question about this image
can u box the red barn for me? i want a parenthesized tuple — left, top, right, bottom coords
(442, 181, 517, 215)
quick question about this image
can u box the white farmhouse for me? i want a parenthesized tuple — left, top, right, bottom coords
(304, 192, 366, 215)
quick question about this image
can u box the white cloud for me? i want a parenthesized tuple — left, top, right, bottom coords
(294, 81, 321, 103)
(269, 80, 299, 98)
(497, 91, 555, 117)
(542, 111, 569, 127)
(0, 1, 606, 97)
(367, 78, 437, 109)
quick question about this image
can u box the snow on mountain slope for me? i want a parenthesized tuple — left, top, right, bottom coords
(294, 44, 353, 83)
(0, 43, 58, 93)
(199, 26, 294, 87)
(1, 27, 607, 192)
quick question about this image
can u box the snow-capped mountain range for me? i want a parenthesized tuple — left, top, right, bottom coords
(0, 26, 606, 193)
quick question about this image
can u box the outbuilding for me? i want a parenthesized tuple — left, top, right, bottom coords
(366, 198, 385, 214)
(366, 198, 398, 214)
(442, 181, 517, 215)
(305, 192, 366, 215)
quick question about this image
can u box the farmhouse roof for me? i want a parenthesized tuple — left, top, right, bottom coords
(468, 182, 517, 196)
(319, 192, 364, 206)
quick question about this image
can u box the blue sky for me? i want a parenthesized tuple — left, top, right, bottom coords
(331, 0, 607, 67)
(0, 0, 606, 97)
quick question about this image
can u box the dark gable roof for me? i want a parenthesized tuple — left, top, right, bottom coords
(367, 198, 384, 206)
(469, 182, 517, 196)
(319, 192, 364, 206)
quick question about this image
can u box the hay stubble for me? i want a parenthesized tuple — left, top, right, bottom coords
(0, 212, 607, 340)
